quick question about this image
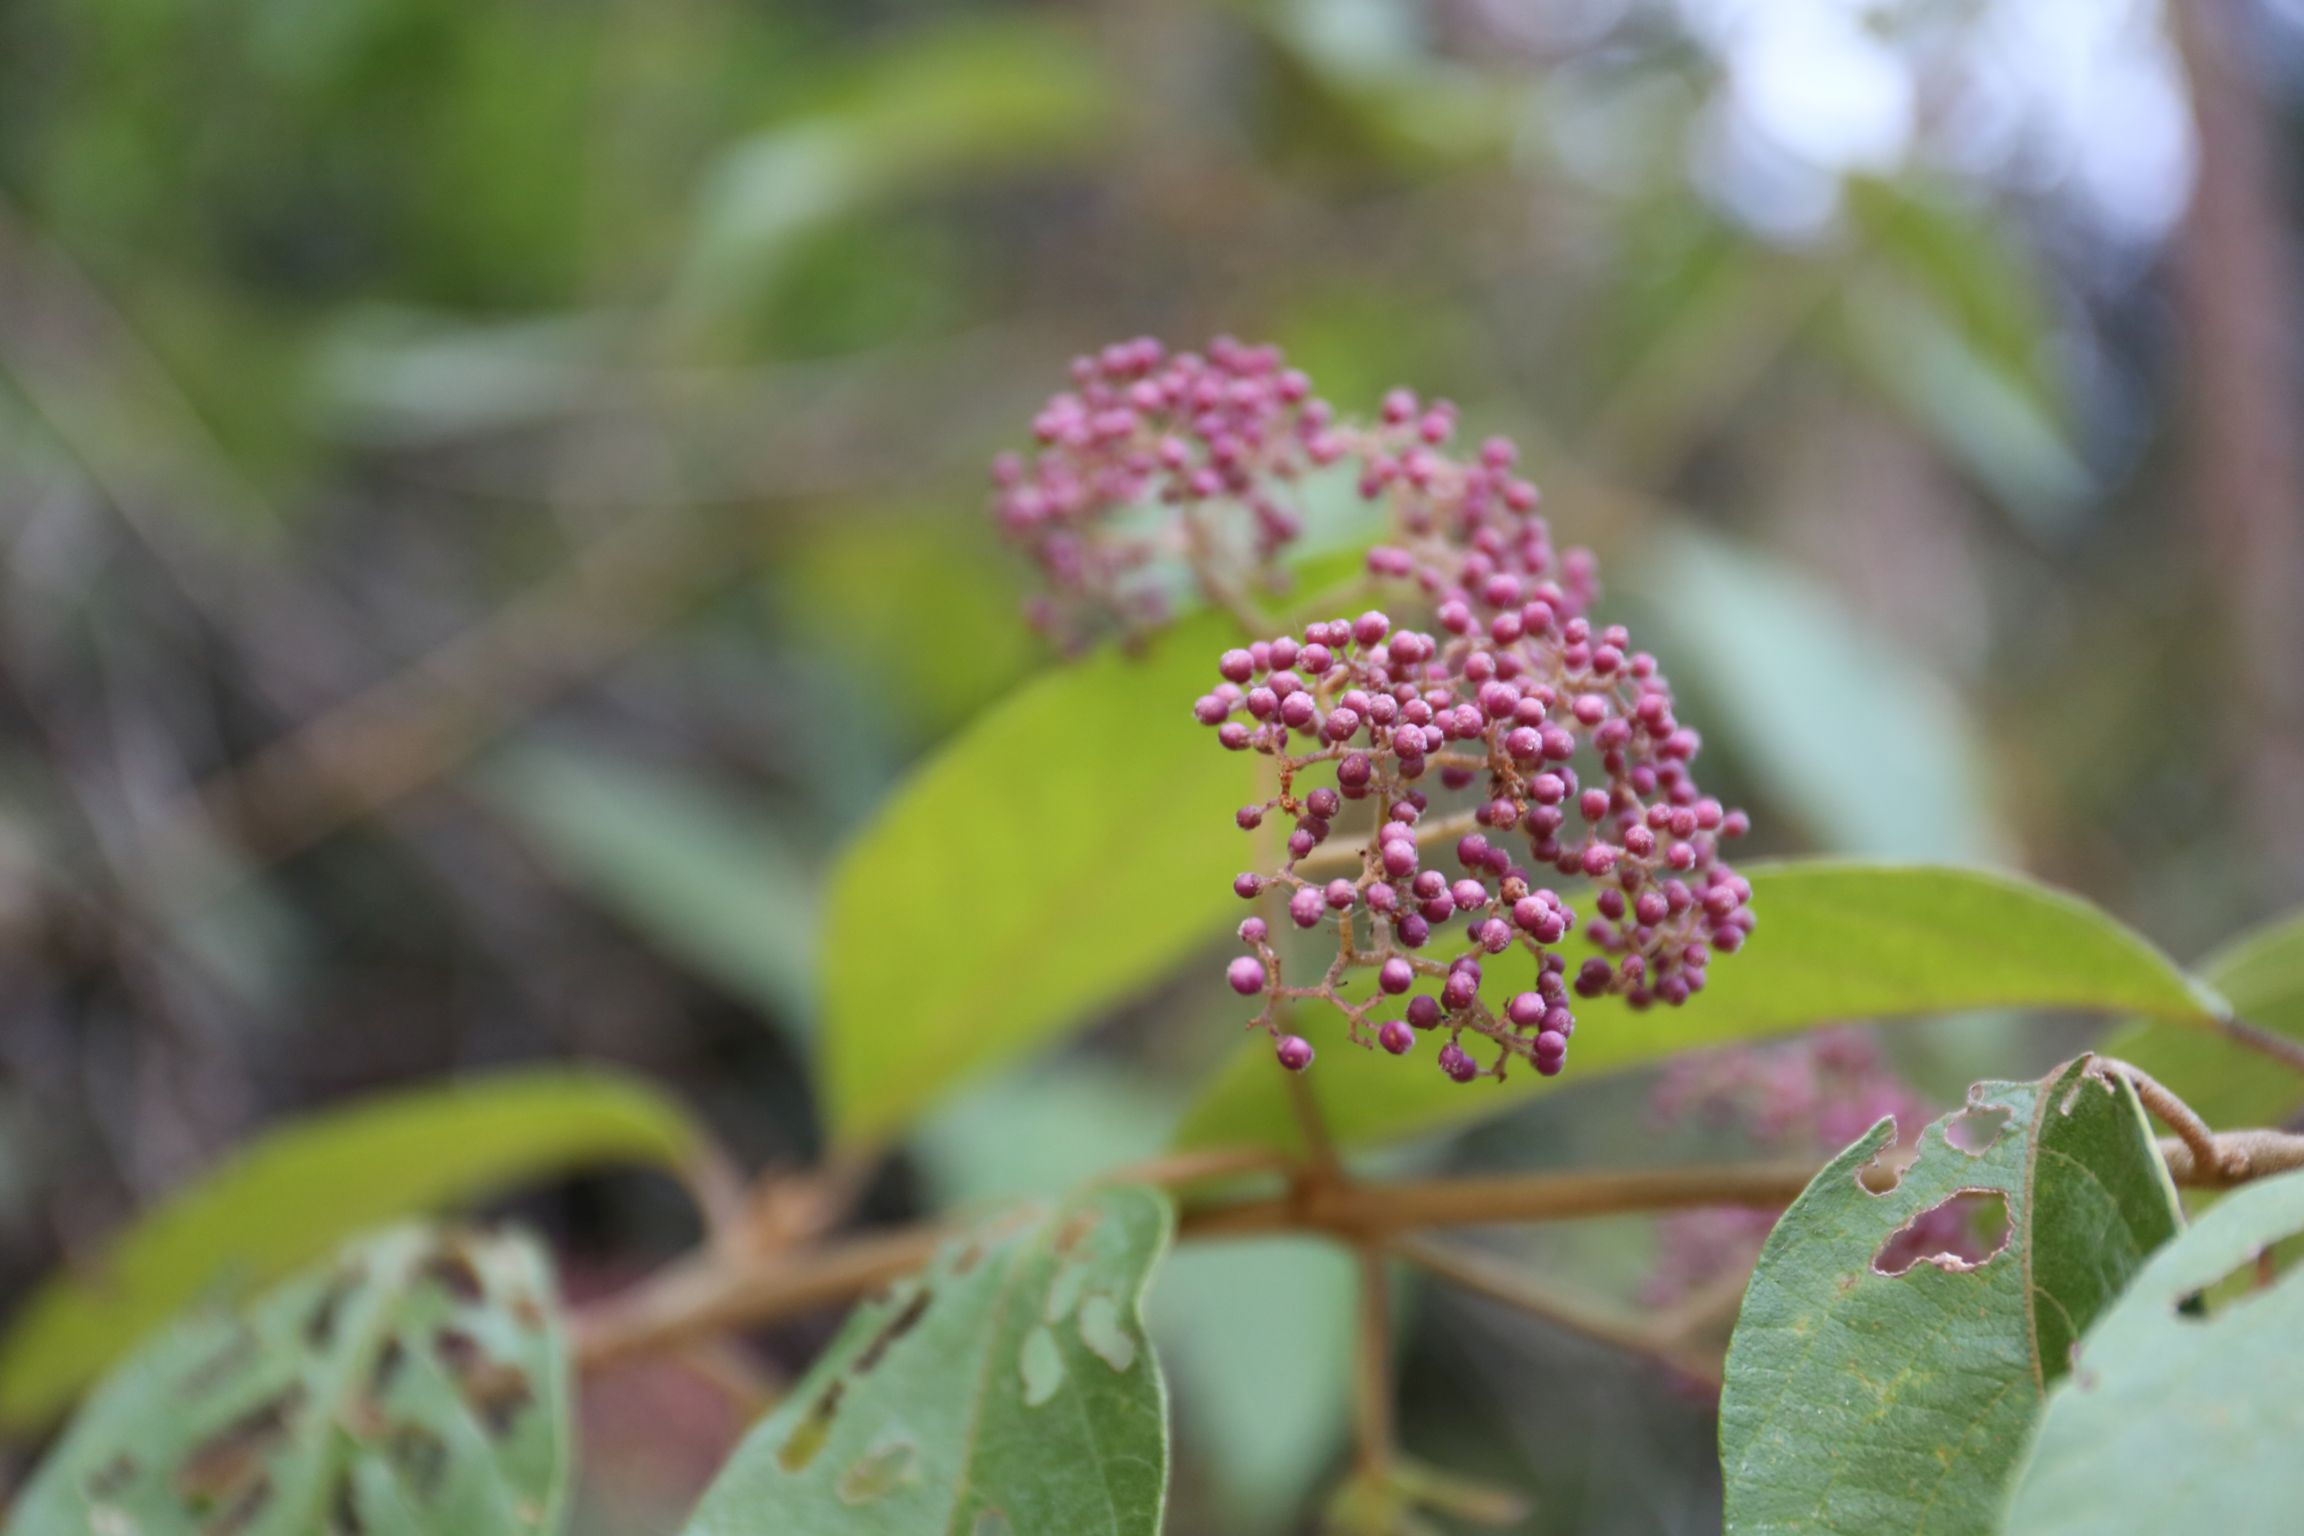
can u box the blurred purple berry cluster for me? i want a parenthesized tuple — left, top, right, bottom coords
(990, 336, 1343, 645)
(1643, 1029, 1981, 1312)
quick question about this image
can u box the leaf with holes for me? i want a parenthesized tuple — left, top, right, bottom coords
(2000, 1166, 2304, 1533)
(1173, 863, 2217, 1157)
(682, 1186, 1174, 1535)
(4, 1224, 570, 1536)
(1718, 1056, 2181, 1536)
(2097, 905, 2304, 1130)
(0, 1068, 700, 1430)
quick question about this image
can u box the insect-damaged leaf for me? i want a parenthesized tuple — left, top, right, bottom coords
(2000, 1167, 2304, 1534)
(1718, 1056, 2180, 1536)
(682, 1186, 1175, 1536)
(4, 1224, 570, 1536)
(0, 1067, 697, 1430)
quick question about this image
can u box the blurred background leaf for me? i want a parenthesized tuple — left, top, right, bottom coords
(477, 742, 819, 1033)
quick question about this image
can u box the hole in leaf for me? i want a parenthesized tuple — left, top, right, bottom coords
(359, 1336, 406, 1425)
(176, 1385, 307, 1505)
(433, 1327, 534, 1437)
(777, 1381, 846, 1473)
(385, 1422, 448, 1500)
(837, 1438, 920, 1505)
(85, 1453, 139, 1501)
(423, 1245, 485, 1305)
(1077, 1293, 1137, 1372)
(1044, 1260, 1090, 1325)
(179, 1328, 258, 1398)
(1853, 1151, 1902, 1196)
(854, 1288, 932, 1375)
(1019, 1325, 1066, 1407)
(306, 1267, 364, 1350)
(1052, 1209, 1101, 1257)
(2175, 1230, 2304, 1321)
(1872, 1189, 2012, 1276)
(330, 1471, 366, 1535)
(1943, 1105, 2011, 1155)
(198, 1476, 274, 1536)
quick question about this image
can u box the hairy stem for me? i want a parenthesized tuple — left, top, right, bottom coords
(2157, 1129, 2304, 1188)
(2102, 1059, 2241, 1182)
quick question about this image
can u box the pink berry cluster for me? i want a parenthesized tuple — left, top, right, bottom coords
(1642, 1029, 1969, 1312)
(1169, 357, 1752, 1083)
(989, 336, 1344, 646)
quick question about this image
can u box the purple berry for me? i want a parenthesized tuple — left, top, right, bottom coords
(1227, 957, 1266, 995)
(1379, 1020, 1415, 1055)
(1276, 1034, 1314, 1071)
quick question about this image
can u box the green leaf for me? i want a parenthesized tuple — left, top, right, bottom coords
(1172, 862, 2217, 1156)
(681, 1187, 1175, 1535)
(821, 610, 1259, 1151)
(0, 1068, 699, 1429)
(2096, 907, 2304, 1130)
(2000, 1167, 2304, 1534)
(477, 742, 818, 1028)
(5, 1224, 571, 1536)
(1720, 1057, 2180, 1535)
(1630, 527, 2000, 861)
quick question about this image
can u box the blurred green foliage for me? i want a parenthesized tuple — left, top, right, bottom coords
(6, 0, 2301, 1530)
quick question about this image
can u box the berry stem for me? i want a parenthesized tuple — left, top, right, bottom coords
(1291, 808, 1487, 878)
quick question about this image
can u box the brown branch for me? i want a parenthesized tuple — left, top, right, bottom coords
(2101, 1059, 2241, 1183)
(573, 1159, 1815, 1369)
(576, 1224, 947, 1371)
(2157, 1129, 2304, 1189)
(573, 1126, 2304, 1371)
